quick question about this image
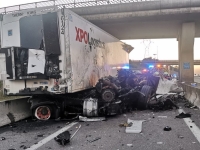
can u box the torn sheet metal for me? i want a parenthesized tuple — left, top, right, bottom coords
(79, 116, 106, 122)
(125, 119, 145, 133)
(156, 79, 179, 94)
(27, 49, 45, 74)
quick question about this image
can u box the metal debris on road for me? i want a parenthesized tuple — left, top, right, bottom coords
(163, 126, 172, 131)
(125, 119, 145, 133)
(71, 125, 81, 139)
(79, 116, 106, 122)
(176, 112, 191, 118)
(87, 137, 101, 143)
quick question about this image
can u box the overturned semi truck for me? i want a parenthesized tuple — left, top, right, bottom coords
(0, 6, 157, 120)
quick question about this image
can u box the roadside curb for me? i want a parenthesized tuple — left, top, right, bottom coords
(0, 97, 31, 127)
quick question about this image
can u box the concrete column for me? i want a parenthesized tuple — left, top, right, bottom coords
(178, 22, 195, 82)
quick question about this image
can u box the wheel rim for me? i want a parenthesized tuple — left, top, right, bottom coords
(35, 106, 51, 120)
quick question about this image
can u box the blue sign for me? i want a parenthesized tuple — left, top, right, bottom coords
(183, 62, 190, 69)
(8, 30, 12, 36)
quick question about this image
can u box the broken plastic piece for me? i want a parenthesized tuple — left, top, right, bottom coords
(125, 119, 145, 133)
(79, 116, 105, 122)
(176, 112, 191, 118)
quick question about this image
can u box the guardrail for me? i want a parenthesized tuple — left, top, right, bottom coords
(0, 0, 156, 14)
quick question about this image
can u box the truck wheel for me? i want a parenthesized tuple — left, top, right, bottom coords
(34, 105, 52, 120)
(138, 85, 152, 110)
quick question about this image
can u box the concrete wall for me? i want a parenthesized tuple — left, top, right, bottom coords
(0, 97, 31, 127)
(180, 83, 200, 109)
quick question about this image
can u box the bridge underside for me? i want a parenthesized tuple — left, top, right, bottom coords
(71, 2, 200, 82)
(73, 10, 200, 40)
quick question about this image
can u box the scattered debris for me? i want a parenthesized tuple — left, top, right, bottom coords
(71, 125, 81, 139)
(127, 144, 133, 147)
(158, 116, 167, 118)
(176, 112, 191, 118)
(0, 137, 6, 141)
(54, 131, 71, 146)
(37, 134, 44, 137)
(157, 142, 163, 145)
(119, 122, 133, 127)
(54, 125, 81, 146)
(86, 135, 92, 138)
(20, 145, 28, 149)
(79, 116, 106, 122)
(163, 126, 172, 131)
(178, 135, 184, 139)
(87, 137, 101, 143)
(125, 119, 145, 133)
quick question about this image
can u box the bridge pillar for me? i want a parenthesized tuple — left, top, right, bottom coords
(178, 22, 195, 82)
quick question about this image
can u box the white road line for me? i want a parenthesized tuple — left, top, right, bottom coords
(26, 122, 78, 150)
(178, 109, 200, 143)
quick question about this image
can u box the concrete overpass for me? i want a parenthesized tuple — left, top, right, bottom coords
(1, 0, 200, 82)
(131, 60, 200, 65)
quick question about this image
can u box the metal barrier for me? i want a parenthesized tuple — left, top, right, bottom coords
(0, 0, 156, 14)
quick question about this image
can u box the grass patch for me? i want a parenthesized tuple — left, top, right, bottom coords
(0, 81, 25, 101)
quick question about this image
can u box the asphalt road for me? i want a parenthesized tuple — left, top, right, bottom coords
(0, 103, 200, 150)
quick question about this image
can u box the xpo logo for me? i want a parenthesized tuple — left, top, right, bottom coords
(75, 27, 88, 44)
(75, 27, 105, 49)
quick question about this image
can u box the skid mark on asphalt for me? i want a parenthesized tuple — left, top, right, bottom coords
(178, 109, 200, 143)
(26, 122, 78, 150)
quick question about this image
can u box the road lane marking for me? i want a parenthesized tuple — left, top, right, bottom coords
(26, 121, 78, 150)
(178, 109, 200, 143)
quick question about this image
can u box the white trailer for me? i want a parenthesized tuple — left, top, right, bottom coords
(0, 6, 130, 96)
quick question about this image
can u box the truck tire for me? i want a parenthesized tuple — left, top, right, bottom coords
(34, 105, 52, 120)
(138, 85, 152, 110)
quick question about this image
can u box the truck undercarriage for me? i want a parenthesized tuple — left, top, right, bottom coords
(28, 69, 169, 121)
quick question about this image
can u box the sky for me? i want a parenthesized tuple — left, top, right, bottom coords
(122, 38, 200, 60)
